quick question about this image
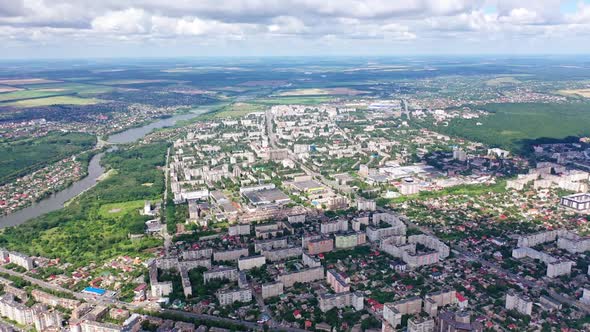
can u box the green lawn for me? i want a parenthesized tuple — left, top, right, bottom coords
(98, 200, 149, 219)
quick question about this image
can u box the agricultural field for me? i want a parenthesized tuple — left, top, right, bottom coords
(28, 82, 117, 94)
(0, 82, 116, 103)
(0, 78, 61, 85)
(557, 88, 590, 98)
(277, 87, 367, 96)
(3, 95, 104, 107)
(253, 95, 335, 105)
(0, 86, 23, 93)
(97, 79, 177, 85)
(485, 76, 522, 86)
(0, 89, 71, 102)
(0, 132, 96, 184)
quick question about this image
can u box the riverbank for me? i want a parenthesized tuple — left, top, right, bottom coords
(63, 168, 117, 208)
(0, 142, 167, 265)
(0, 109, 207, 228)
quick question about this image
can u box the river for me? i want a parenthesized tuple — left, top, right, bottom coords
(0, 110, 206, 228)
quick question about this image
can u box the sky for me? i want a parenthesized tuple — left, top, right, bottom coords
(1, 0, 590, 59)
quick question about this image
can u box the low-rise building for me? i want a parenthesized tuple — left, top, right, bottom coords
(437, 311, 482, 332)
(560, 193, 590, 212)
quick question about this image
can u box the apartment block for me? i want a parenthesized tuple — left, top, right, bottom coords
(238, 255, 266, 270)
(182, 248, 213, 260)
(213, 248, 249, 262)
(320, 219, 348, 234)
(261, 282, 284, 299)
(307, 238, 334, 255)
(277, 266, 324, 288)
(254, 238, 288, 253)
(505, 291, 533, 316)
(203, 267, 239, 283)
(261, 246, 302, 262)
(228, 224, 251, 236)
(318, 292, 363, 312)
(326, 269, 350, 293)
(335, 232, 367, 249)
(216, 288, 252, 306)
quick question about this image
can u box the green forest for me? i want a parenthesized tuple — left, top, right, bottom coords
(429, 102, 590, 153)
(0, 142, 168, 266)
(0, 131, 96, 184)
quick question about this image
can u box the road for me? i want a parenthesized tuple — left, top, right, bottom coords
(248, 280, 277, 328)
(163, 309, 308, 332)
(0, 267, 307, 331)
(265, 110, 278, 150)
(163, 147, 170, 202)
(163, 146, 172, 252)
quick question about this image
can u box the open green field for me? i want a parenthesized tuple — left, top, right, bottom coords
(28, 82, 116, 94)
(276, 87, 367, 96)
(210, 102, 267, 118)
(0, 89, 69, 102)
(0, 132, 96, 184)
(0, 83, 115, 104)
(3, 95, 104, 107)
(432, 102, 590, 152)
(98, 200, 147, 219)
(557, 88, 590, 98)
(97, 79, 173, 85)
(253, 95, 335, 105)
(0, 143, 168, 266)
(485, 76, 522, 86)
